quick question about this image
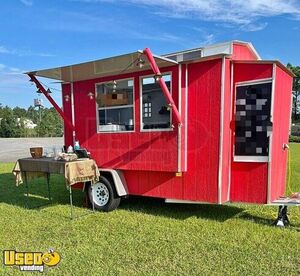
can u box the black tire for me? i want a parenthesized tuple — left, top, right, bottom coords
(88, 175, 121, 212)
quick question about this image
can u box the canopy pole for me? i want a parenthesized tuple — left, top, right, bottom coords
(143, 48, 182, 125)
(27, 74, 75, 131)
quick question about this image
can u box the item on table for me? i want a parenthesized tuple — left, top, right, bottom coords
(67, 145, 74, 153)
(75, 148, 90, 159)
(55, 152, 78, 161)
(74, 140, 80, 150)
(30, 147, 43, 159)
(53, 146, 63, 158)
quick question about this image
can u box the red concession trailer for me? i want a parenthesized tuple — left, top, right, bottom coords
(27, 40, 297, 225)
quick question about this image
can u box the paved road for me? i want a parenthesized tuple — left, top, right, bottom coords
(0, 137, 64, 162)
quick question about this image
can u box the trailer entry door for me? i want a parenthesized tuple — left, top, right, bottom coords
(234, 81, 272, 162)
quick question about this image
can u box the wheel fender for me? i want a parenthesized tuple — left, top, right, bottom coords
(98, 169, 128, 196)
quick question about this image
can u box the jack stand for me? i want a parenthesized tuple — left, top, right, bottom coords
(273, 205, 290, 227)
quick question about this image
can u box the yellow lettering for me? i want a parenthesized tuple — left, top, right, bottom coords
(15, 252, 24, 265)
(3, 250, 15, 265)
(24, 253, 33, 265)
(33, 253, 43, 265)
(3, 250, 44, 267)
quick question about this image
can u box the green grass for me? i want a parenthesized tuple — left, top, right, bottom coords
(0, 144, 300, 275)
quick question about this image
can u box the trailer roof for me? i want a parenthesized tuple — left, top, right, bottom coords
(25, 41, 265, 82)
(163, 40, 261, 62)
(26, 51, 178, 82)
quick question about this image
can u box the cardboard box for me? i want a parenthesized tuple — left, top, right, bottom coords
(97, 92, 128, 107)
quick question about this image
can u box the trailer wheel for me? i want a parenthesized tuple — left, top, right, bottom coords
(88, 176, 121, 212)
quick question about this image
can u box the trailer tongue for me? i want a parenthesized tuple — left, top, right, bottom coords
(270, 196, 300, 226)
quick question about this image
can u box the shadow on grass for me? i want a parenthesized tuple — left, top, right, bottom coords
(237, 211, 300, 229)
(119, 196, 244, 222)
(1, 171, 243, 222)
(236, 212, 275, 226)
(0, 173, 85, 210)
(2, 171, 297, 226)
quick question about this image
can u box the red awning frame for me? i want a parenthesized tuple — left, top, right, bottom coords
(26, 47, 182, 131)
(143, 48, 182, 126)
(28, 73, 75, 132)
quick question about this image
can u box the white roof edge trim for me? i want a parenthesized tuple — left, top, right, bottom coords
(151, 53, 179, 64)
(201, 41, 232, 58)
(163, 47, 203, 58)
(232, 40, 261, 60)
(162, 40, 261, 62)
(247, 42, 261, 60)
(138, 49, 179, 64)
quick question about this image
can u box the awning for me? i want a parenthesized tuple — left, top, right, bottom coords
(26, 51, 178, 82)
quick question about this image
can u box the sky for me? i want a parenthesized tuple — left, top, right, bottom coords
(0, 0, 300, 108)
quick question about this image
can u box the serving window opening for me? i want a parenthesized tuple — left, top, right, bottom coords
(234, 81, 273, 162)
(141, 74, 172, 131)
(96, 78, 134, 132)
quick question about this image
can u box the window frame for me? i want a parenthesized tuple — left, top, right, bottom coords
(233, 78, 273, 163)
(139, 72, 173, 132)
(95, 77, 135, 134)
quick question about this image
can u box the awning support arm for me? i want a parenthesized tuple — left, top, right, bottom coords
(27, 74, 75, 131)
(143, 48, 182, 125)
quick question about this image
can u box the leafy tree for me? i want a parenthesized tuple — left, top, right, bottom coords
(36, 107, 63, 137)
(0, 103, 63, 137)
(13, 107, 27, 118)
(0, 109, 21, 137)
(0, 105, 13, 118)
(287, 63, 300, 122)
(26, 105, 39, 124)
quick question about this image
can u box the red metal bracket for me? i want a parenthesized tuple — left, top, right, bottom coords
(143, 48, 182, 125)
(27, 74, 75, 131)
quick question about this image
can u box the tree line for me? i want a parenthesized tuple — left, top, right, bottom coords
(0, 104, 63, 137)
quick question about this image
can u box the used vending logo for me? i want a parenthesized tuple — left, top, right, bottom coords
(3, 249, 61, 272)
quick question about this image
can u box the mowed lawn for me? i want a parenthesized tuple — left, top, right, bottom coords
(0, 144, 299, 275)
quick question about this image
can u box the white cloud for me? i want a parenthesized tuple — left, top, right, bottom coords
(71, 0, 300, 30)
(0, 64, 62, 108)
(0, 45, 55, 57)
(0, 46, 10, 54)
(201, 33, 215, 45)
(0, 64, 27, 91)
(43, 10, 186, 44)
(240, 22, 268, 32)
(20, 0, 33, 6)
